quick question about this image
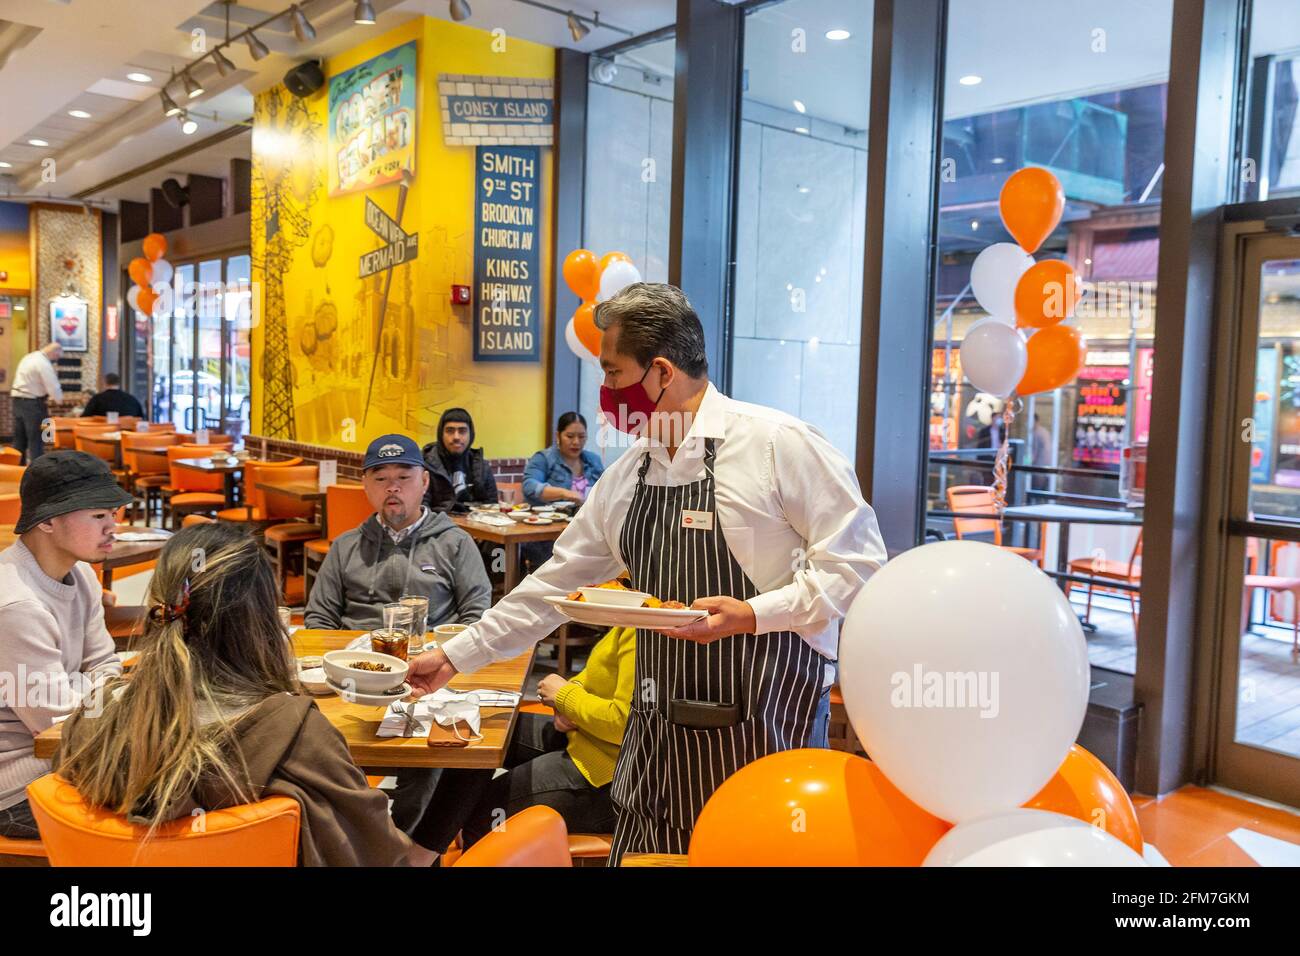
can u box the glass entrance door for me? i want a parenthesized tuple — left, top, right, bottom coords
(1215, 230, 1300, 807)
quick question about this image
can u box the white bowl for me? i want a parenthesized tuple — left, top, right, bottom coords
(297, 666, 332, 695)
(578, 586, 652, 607)
(323, 649, 409, 695)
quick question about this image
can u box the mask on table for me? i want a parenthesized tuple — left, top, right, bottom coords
(599, 362, 665, 435)
(428, 691, 483, 742)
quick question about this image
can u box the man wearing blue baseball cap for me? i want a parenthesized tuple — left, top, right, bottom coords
(304, 434, 491, 853)
(304, 433, 491, 632)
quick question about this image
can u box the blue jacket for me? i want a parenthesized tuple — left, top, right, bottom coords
(523, 445, 605, 505)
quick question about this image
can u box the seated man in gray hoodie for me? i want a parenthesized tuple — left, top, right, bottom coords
(304, 433, 492, 631)
(303, 433, 491, 853)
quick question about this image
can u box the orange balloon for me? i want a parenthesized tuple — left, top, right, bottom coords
(1016, 324, 1085, 396)
(127, 256, 152, 287)
(598, 250, 632, 273)
(688, 750, 951, 866)
(999, 167, 1064, 254)
(135, 285, 158, 317)
(142, 233, 167, 261)
(562, 249, 600, 301)
(572, 300, 602, 358)
(1015, 259, 1082, 328)
(1024, 745, 1143, 854)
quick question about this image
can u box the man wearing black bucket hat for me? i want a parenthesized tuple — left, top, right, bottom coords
(0, 451, 133, 838)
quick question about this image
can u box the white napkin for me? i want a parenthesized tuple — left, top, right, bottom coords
(114, 530, 172, 542)
(374, 687, 522, 738)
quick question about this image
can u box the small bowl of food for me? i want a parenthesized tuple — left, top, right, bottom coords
(323, 649, 410, 695)
(577, 585, 653, 607)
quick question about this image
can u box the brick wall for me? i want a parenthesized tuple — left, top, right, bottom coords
(247, 434, 527, 485)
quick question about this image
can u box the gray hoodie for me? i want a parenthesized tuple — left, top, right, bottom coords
(303, 510, 491, 631)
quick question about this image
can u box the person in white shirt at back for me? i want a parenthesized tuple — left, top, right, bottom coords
(408, 282, 888, 862)
(11, 342, 64, 464)
(0, 450, 131, 839)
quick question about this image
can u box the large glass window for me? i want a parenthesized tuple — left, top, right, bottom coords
(730, 0, 873, 461)
(580, 36, 675, 463)
(1244, 0, 1300, 200)
(926, 0, 1174, 675)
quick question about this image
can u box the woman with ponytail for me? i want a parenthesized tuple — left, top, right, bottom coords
(58, 522, 414, 866)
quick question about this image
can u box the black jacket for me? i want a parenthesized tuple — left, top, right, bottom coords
(82, 388, 145, 418)
(422, 443, 498, 512)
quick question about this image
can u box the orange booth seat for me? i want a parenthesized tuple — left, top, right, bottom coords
(215, 457, 304, 525)
(26, 774, 300, 867)
(304, 482, 373, 601)
(0, 447, 21, 466)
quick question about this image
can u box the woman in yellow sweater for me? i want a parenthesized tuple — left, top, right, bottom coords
(406, 625, 635, 863)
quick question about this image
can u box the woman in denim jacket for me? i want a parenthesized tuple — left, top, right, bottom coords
(522, 412, 606, 507)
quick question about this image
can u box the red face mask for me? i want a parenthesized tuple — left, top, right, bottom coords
(599, 363, 664, 435)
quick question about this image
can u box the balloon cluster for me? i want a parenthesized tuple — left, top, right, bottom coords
(560, 249, 642, 365)
(125, 233, 173, 320)
(688, 541, 1147, 867)
(962, 168, 1085, 399)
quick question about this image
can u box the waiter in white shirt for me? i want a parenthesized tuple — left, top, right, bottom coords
(11, 343, 63, 464)
(408, 283, 886, 861)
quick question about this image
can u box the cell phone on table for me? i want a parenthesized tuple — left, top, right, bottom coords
(668, 698, 740, 729)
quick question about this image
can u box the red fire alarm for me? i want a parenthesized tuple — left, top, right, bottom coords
(451, 284, 471, 305)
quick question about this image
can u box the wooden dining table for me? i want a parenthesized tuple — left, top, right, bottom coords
(452, 513, 568, 590)
(33, 630, 536, 770)
(0, 523, 169, 588)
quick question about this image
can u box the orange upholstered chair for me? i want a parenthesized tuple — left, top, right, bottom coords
(946, 485, 1041, 565)
(453, 806, 573, 868)
(260, 464, 321, 603)
(0, 494, 20, 525)
(304, 483, 373, 600)
(0, 462, 25, 483)
(0, 447, 21, 466)
(26, 774, 300, 867)
(73, 426, 125, 481)
(121, 432, 181, 525)
(1069, 530, 1142, 632)
(164, 444, 229, 529)
(214, 457, 304, 525)
(0, 833, 46, 860)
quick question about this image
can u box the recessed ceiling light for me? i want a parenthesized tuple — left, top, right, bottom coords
(0, 161, 11, 168)
(127, 72, 152, 83)
(28, 139, 48, 147)
(991, 156, 1005, 164)
(959, 74, 983, 86)
(68, 109, 91, 119)
(792, 99, 806, 113)
(825, 29, 850, 40)
(794, 126, 809, 135)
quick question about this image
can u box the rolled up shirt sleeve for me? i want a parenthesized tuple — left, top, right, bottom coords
(440, 475, 625, 675)
(42, 355, 63, 402)
(745, 424, 887, 637)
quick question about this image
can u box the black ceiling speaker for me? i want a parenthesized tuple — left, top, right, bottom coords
(161, 177, 189, 208)
(284, 60, 325, 98)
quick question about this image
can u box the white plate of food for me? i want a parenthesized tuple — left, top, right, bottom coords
(543, 596, 706, 628)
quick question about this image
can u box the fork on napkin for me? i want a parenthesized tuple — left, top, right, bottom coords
(375, 688, 522, 738)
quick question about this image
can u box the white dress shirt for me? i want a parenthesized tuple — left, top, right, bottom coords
(12, 350, 63, 401)
(440, 383, 887, 687)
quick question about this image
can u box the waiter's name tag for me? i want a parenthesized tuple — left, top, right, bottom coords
(680, 509, 714, 531)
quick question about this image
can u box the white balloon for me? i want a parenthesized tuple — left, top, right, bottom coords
(838, 540, 1090, 823)
(126, 285, 142, 314)
(596, 259, 642, 303)
(564, 317, 597, 364)
(149, 257, 174, 286)
(971, 243, 1033, 321)
(923, 809, 1148, 867)
(960, 318, 1027, 397)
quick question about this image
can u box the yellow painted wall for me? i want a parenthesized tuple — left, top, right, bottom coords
(250, 16, 554, 458)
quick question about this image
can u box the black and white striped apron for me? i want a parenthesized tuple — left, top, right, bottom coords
(607, 437, 824, 863)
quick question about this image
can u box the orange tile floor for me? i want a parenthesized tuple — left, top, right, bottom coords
(1135, 786, 1300, 865)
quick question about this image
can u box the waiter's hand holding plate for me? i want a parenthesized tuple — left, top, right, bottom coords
(654, 594, 758, 644)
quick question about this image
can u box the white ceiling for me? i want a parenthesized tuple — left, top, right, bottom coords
(3, 0, 1300, 208)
